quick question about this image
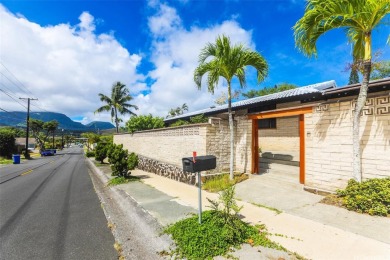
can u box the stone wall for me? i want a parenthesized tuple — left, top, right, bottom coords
(137, 155, 197, 185)
(305, 92, 390, 192)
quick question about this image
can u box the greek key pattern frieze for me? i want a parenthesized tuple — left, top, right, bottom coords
(315, 104, 329, 112)
(351, 96, 390, 116)
(134, 126, 201, 137)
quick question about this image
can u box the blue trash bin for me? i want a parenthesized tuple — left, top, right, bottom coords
(12, 154, 21, 164)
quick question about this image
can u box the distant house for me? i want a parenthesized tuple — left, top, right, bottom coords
(15, 138, 36, 153)
(114, 78, 390, 192)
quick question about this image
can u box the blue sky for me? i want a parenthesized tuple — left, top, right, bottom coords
(0, 0, 389, 124)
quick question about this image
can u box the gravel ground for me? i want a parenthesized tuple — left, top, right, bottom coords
(87, 161, 173, 259)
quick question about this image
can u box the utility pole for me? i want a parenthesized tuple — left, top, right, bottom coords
(19, 97, 38, 159)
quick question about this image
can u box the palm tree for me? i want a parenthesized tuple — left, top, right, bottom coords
(293, 0, 390, 182)
(95, 82, 138, 133)
(194, 35, 268, 180)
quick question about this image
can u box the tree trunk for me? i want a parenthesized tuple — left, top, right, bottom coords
(228, 82, 234, 180)
(114, 107, 119, 133)
(352, 61, 371, 182)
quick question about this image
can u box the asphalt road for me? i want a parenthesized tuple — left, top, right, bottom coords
(0, 147, 117, 260)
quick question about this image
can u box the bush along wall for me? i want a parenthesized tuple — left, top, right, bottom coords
(0, 129, 16, 158)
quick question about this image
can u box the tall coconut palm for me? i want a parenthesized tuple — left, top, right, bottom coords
(293, 0, 390, 182)
(95, 82, 138, 133)
(194, 35, 268, 180)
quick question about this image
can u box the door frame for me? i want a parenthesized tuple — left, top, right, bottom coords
(248, 105, 313, 184)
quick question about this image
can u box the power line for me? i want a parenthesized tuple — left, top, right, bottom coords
(0, 62, 34, 96)
(0, 88, 28, 109)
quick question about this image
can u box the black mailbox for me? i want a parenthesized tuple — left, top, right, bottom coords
(182, 155, 216, 173)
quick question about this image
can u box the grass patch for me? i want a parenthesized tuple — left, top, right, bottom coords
(321, 178, 390, 216)
(107, 175, 140, 186)
(165, 210, 285, 259)
(0, 157, 13, 164)
(165, 186, 285, 259)
(250, 202, 282, 214)
(203, 173, 248, 192)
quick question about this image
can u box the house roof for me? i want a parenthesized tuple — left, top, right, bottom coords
(165, 80, 337, 123)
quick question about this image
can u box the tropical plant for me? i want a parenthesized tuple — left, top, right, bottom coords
(95, 81, 138, 133)
(242, 83, 297, 98)
(293, 0, 390, 182)
(194, 34, 268, 180)
(166, 103, 189, 118)
(126, 114, 165, 133)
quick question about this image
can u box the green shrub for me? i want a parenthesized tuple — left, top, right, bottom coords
(127, 152, 138, 171)
(337, 178, 390, 216)
(165, 186, 284, 259)
(85, 150, 95, 157)
(108, 144, 130, 177)
(94, 142, 109, 163)
(0, 129, 16, 158)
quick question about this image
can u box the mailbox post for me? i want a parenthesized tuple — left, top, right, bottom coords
(182, 153, 216, 224)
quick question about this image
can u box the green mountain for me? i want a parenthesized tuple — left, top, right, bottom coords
(0, 111, 115, 131)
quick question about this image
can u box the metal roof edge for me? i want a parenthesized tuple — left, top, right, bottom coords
(165, 80, 337, 122)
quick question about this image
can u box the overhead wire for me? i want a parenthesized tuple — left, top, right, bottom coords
(0, 62, 35, 96)
(0, 88, 28, 109)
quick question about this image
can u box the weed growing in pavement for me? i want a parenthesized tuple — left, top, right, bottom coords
(107, 176, 140, 186)
(202, 173, 248, 192)
(250, 202, 282, 214)
(164, 186, 285, 259)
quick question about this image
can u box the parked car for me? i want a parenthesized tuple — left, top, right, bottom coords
(41, 149, 55, 156)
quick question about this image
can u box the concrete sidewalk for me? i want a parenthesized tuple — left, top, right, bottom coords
(91, 161, 390, 259)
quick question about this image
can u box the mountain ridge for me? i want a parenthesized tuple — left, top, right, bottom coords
(0, 111, 115, 131)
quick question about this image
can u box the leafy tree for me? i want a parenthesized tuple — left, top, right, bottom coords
(189, 114, 208, 124)
(126, 114, 165, 133)
(194, 34, 268, 180)
(293, 0, 390, 182)
(371, 60, 390, 80)
(95, 81, 138, 133)
(167, 103, 189, 118)
(0, 127, 25, 137)
(242, 83, 297, 98)
(81, 132, 100, 151)
(0, 128, 16, 158)
(169, 114, 208, 127)
(29, 119, 59, 152)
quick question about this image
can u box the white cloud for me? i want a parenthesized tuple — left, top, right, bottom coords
(133, 2, 256, 117)
(0, 4, 144, 124)
(0, 2, 259, 125)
